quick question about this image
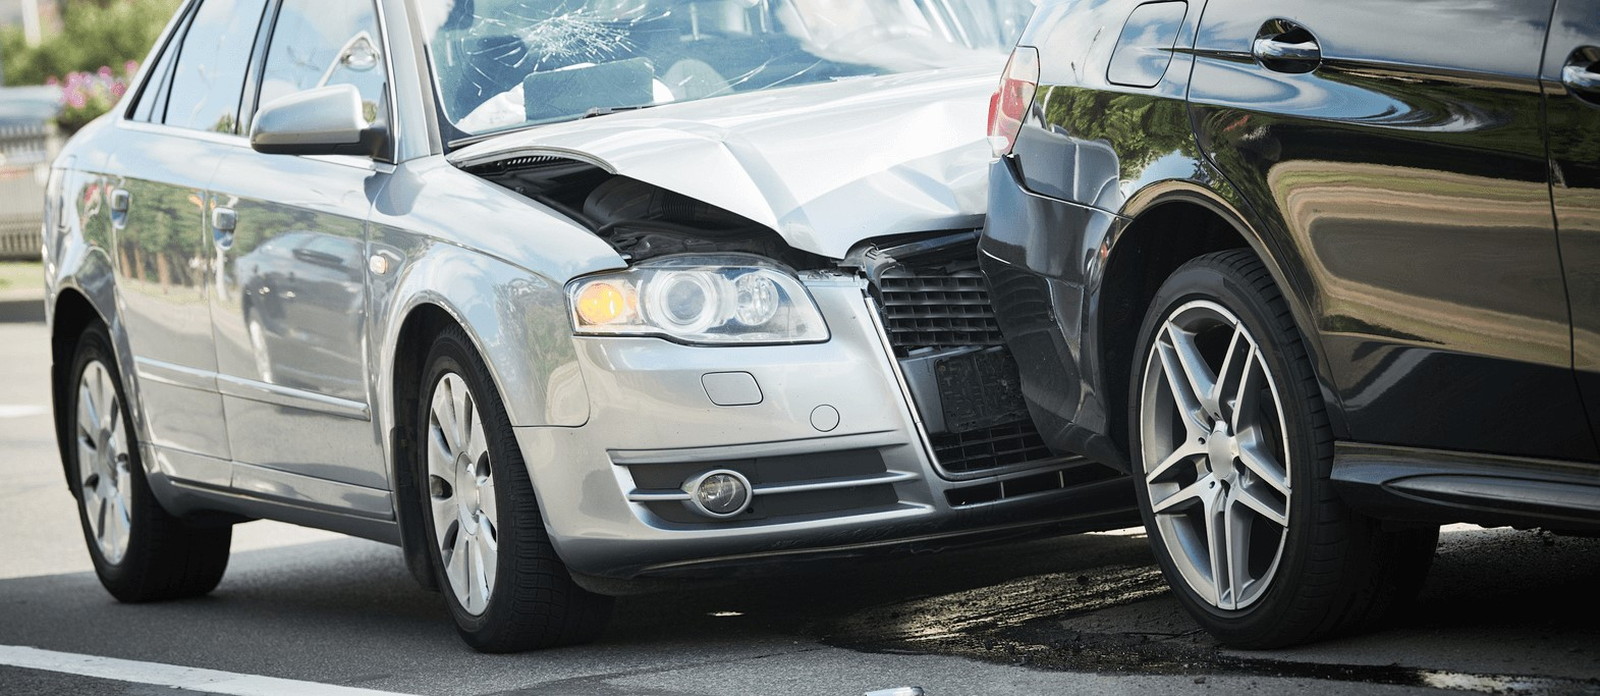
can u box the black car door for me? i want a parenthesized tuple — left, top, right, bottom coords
(1188, 0, 1593, 460)
(1544, 0, 1600, 455)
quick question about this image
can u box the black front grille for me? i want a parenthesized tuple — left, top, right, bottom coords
(930, 421, 1064, 475)
(878, 271, 1005, 352)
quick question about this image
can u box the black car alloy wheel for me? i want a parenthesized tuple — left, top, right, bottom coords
(1130, 250, 1436, 647)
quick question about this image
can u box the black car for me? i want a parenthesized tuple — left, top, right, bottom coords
(979, 0, 1600, 647)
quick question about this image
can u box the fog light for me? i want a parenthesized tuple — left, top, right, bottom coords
(683, 469, 752, 518)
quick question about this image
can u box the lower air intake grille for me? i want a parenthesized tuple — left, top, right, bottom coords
(878, 271, 1005, 351)
(930, 420, 1064, 475)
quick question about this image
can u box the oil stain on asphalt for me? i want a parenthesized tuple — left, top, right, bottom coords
(816, 528, 1600, 695)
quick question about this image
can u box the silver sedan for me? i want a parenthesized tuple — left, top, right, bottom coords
(42, 0, 1135, 652)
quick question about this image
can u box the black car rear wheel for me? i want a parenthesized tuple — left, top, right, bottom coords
(1130, 250, 1437, 648)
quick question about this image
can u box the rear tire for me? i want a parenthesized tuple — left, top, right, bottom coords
(417, 325, 613, 653)
(67, 322, 232, 602)
(1129, 250, 1436, 647)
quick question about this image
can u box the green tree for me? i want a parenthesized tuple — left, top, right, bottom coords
(1, 0, 179, 85)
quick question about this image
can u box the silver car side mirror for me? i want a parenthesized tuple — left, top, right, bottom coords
(250, 83, 387, 158)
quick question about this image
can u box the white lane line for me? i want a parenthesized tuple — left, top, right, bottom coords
(0, 645, 416, 696)
(0, 404, 47, 418)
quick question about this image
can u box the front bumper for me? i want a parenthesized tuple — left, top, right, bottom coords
(516, 273, 1135, 579)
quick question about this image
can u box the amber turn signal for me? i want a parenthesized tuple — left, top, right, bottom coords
(575, 282, 631, 325)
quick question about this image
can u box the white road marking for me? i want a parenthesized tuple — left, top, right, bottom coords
(0, 645, 415, 696)
(0, 404, 47, 418)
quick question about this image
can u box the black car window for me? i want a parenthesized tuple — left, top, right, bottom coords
(257, 0, 388, 128)
(127, 8, 193, 123)
(162, 0, 270, 134)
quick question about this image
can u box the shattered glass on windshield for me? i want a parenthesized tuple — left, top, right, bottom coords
(419, 0, 1036, 138)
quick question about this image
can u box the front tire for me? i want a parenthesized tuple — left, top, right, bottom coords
(417, 326, 613, 652)
(1129, 250, 1436, 647)
(67, 322, 232, 602)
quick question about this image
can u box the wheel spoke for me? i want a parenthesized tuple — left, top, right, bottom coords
(427, 424, 455, 481)
(1220, 493, 1252, 610)
(105, 489, 132, 560)
(464, 532, 485, 613)
(1163, 322, 1221, 418)
(1234, 482, 1289, 527)
(1204, 486, 1230, 608)
(442, 521, 469, 603)
(452, 384, 473, 464)
(1213, 328, 1252, 424)
(430, 382, 460, 456)
(77, 381, 100, 449)
(1146, 439, 1206, 485)
(77, 438, 100, 485)
(471, 530, 494, 612)
(97, 373, 119, 435)
(1151, 474, 1215, 515)
(1156, 339, 1211, 432)
(1237, 440, 1290, 496)
(465, 413, 489, 469)
(428, 480, 456, 538)
(105, 414, 124, 464)
(1229, 347, 1264, 435)
(478, 470, 497, 526)
(82, 483, 105, 535)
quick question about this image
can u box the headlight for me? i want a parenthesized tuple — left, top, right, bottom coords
(566, 254, 829, 345)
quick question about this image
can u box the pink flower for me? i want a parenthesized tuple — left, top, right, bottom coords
(97, 65, 112, 79)
(66, 92, 86, 109)
(111, 83, 126, 97)
(45, 76, 58, 86)
(124, 61, 139, 76)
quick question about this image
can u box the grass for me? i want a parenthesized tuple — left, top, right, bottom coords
(0, 261, 43, 292)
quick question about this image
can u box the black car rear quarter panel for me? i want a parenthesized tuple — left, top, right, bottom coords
(981, 0, 1253, 467)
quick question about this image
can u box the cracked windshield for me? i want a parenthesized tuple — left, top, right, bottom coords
(420, 0, 1035, 137)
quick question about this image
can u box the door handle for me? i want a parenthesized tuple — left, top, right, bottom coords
(1254, 36, 1320, 62)
(212, 206, 236, 250)
(109, 188, 129, 229)
(1252, 20, 1321, 74)
(1563, 61, 1600, 95)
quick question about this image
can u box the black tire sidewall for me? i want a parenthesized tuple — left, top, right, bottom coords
(66, 324, 153, 589)
(416, 329, 528, 640)
(1128, 253, 1332, 641)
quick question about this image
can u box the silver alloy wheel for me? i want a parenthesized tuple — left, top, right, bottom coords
(1138, 299, 1292, 611)
(427, 372, 498, 616)
(77, 360, 133, 565)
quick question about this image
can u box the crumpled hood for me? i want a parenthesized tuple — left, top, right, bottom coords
(449, 64, 1001, 260)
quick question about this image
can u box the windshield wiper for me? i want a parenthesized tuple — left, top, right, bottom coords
(579, 104, 656, 119)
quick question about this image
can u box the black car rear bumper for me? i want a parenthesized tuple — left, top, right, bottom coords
(977, 157, 1130, 471)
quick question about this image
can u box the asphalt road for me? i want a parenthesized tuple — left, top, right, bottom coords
(2, 315, 1598, 696)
